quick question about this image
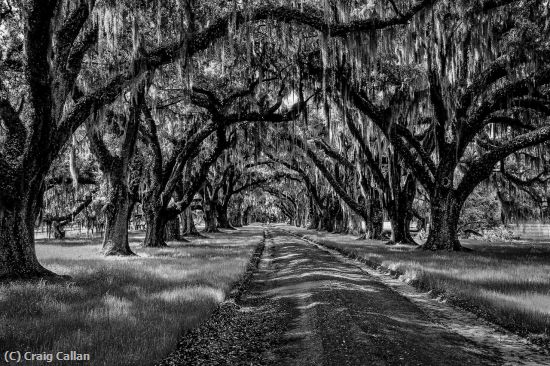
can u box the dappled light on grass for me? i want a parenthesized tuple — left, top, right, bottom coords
(0, 227, 263, 366)
(281, 225, 550, 348)
(481, 290, 550, 317)
(150, 286, 225, 303)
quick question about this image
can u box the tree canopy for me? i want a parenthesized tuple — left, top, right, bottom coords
(1, 0, 550, 280)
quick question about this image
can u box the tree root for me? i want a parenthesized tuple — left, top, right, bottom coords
(103, 247, 137, 256)
(385, 239, 419, 246)
(0, 267, 72, 283)
(141, 240, 169, 248)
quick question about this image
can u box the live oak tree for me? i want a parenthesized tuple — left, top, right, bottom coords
(139, 98, 228, 246)
(417, 1, 550, 250)
(87, 93, 144, 255)
(0, 1, 104, 279)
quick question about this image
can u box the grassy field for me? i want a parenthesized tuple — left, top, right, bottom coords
(279, 224, 550, 349)
(0, 226, 264, 366)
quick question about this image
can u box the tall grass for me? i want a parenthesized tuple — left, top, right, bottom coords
(0, 227, 263, 366)
(282, 225, 550, 348)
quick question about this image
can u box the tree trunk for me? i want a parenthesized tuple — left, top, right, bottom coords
(385, 173, 417, 245)
(165, 216, 184, 241)
(308, 214, 319, 230)
(367, 195, 383, 239)
(53, 221, 65, 239)
(230, 200, 243, 227)
(332, 204, 347, 233)
(216, 203, 235, 230)
(143, 207, 168, 247)
(388, 213, 415, 245)
(203, 197, 219, 232)
(204, 210, 218, 232)
(127, 199, 137, 229)
(423, 189, 463, 251)
(0, 200, 57, 280)
(182, 208, 202, 236)
(181, 210, 189, 234)
(202, 192, 219, 232)
(232, 210, 243, 227)
(387, 200, 416, 245)
(295, 212, 302, 227)
(319, 207, 333, 231)
(332, 212, 343, 233)
(308, 200, 320, 230)
(242, 206, 251, 226)
(101, 177, 135, 256)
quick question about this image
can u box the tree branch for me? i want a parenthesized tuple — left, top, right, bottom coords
(165, 127, 230, 219)
(346, 116, 392, 194)
(461, 66, 550, 152)
(0, 97, 26, 155)
(54, 1, 94, 74)
(87, 127, 114, 171)
(313, 139, 355, 171)
(43, 194, 93, 224)
(458, 123, 550, 199)
(500, 164, 549, 187)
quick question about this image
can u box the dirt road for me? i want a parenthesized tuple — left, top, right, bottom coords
(159, 228, 550, 365)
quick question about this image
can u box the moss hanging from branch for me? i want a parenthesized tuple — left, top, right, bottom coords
(69, 135, 80, 192)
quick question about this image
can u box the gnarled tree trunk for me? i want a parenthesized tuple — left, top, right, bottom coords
(203, 198, 218, 233)
(388, 213, 415, 245)
(319, 207, 333, 231)
(294, 212, 302, 227)
(308, 198, 320, 230)
(423, 187, 463, 251)
(367, 194, 383, 239)
(101, 173, 135, 256)
(232, 210, 243, 227)
(164, 216, 183, 241)
(216, 203, 234, 230)
(204, 211, 218, 232)
(242, 206, 251, 226)
(0, 195, 57, 280)
(332, 203, 346, 233)
(182, 208, 201, 236)
(143, 202, 168, 247)
(387, 175, 417, 245)
(88, 97, 141, 256)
